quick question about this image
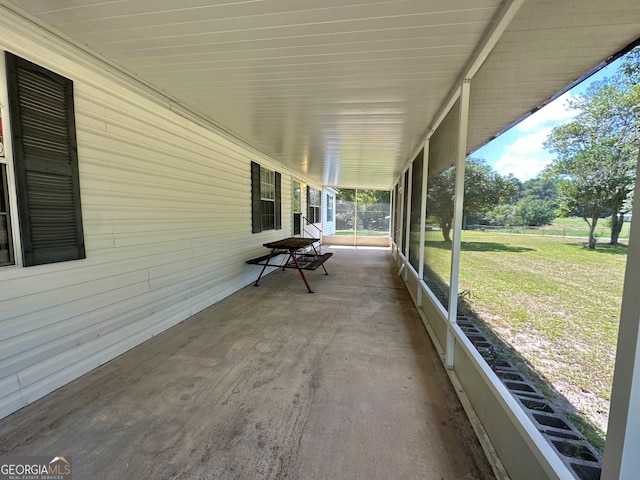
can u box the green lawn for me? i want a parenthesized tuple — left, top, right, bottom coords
(478, 216, 631, 240)
(551, 216, 631, 239)
(425, 230, 628, 445)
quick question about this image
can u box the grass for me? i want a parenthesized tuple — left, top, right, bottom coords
(551, 216, 631, 239)
(477, 216, 631, 240)
(565, 411, 607, 454)
(423, 230, 628, 448)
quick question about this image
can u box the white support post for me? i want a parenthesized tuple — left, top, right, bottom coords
(446, 79, 471, 369)
(602, 152, 640, 479)
(417, 140, 430, 308)
(353, 189, 359, 247)
(390, 187, 396, 251)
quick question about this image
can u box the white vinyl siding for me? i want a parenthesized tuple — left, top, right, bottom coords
(0, 29, 296, 419)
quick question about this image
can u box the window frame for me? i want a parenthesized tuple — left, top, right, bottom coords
(307, 186, 321, 224)
(260, 167, 276, 231)
(0, 55, 18, 268)
(0, 163, 15, 267)
(326, 193, 334, 223)
(292, 179, 301, 236)
(250, 161, 281, 234)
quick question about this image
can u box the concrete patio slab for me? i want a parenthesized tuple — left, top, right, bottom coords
(0, 246, 495, 480)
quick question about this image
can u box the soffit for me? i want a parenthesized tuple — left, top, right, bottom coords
(7, 0, 502, 189)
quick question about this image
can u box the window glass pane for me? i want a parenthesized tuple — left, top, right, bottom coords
(326, 195, 334, 222)
(356, 190, 390, 236)
(423, 165, 454, 309)
(0, 164, 14, 266)
(401, 172, 409, 254)
(0, 217, 10, 265)
(261, 167, 275, 200)
(292, 181, 301, 212)
(0, 113, 4, 158)
(308, 188, 321, 223)
(293, 212, 301, 235)
(336, 189, 356, 235)
(423, 98, 459, 311)
(392, 184, 400, 242)
(409, 150, 424, 270)
(0, 167, 6, 213)
(336, 189, 390, 237)
(269, 170, 275, 198)
(309, 188, 320, 206)
(261, 199, 275, 230)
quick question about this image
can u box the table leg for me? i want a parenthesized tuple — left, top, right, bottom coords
(311, 244, 329, 275)
(254, 248, 276, 287)
(288, 250, 314, 293)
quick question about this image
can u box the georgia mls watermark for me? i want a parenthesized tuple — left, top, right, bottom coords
(0, 456, 71, 480)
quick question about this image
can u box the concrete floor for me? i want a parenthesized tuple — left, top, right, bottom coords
(0, 246, 495, 480)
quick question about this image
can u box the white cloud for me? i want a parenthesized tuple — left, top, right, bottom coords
(508, 128, 553, 155)
(517, 91, 578, 133)
(492, 128, 555, 181)
(487, 92, 580, 181)
(493, 152, 553, 181)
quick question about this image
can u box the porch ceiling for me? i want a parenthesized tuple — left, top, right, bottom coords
(6, 0, 640, 189)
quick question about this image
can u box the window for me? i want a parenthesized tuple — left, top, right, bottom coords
(400, 171, 409, 254)
(250, 161, 281, 233)
(3, 52, 85, 267)
(1, 107, 14, 266)
(409, 149, 423, 272)
(326, 194, 334, 223)
(292, 180, 301, 236)
(0, 164, 14, 266)
(307, 186, 321, 224)
(260, 167, 275, 230)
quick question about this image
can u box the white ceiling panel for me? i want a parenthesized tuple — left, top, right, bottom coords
(6, 0, 640, 189)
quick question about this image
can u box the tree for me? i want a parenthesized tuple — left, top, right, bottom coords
(514, 196, 556, 226)
(613, 47, 640, 243)
(335, 189, 391, 231)
(544, 70, 639, 249)
(426, 166, 456, 241)
(485, 203, 517, 226)
(427, 158, 519, 241)
(356, 189, 390, 230)
(519, 177, 559, 203)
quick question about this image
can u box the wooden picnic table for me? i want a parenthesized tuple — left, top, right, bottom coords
(246, 237, 332, 293)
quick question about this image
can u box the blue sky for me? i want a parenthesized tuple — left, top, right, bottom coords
(473, 57, 625, 181)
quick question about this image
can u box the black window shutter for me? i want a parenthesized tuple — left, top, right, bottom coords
(6, 53, 85, 266)
(274, 171, 281, 230)
(250, 161, 261, 233)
